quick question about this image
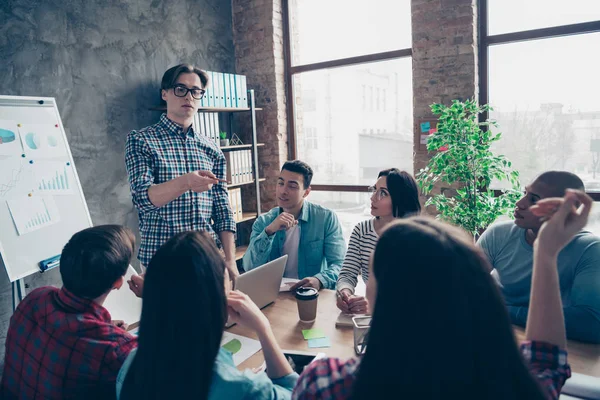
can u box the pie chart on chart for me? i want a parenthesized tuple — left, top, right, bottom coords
(25, 132, 42, 150)
(0, 128, 16, 144)
(47, 135, 58, 147)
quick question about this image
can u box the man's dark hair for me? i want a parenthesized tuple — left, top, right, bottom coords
(282, 160, 313, 189)
(60, 225, 135, 299)
(159, 64, 209, 106)
(535, 170, 585, 197)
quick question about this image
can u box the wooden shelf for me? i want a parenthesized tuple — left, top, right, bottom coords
(235, 245, 248, 261)
(228, 178, 266, 188)
(236, 212, 258, 224)
(148, 106, 263, 113)
(221, 143, 265, 151)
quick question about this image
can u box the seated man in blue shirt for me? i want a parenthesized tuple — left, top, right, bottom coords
(478, 171, 600, 343)
(242, 160, 345, 290)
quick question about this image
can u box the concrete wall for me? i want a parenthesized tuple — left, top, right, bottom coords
(0, 0, 234, 365)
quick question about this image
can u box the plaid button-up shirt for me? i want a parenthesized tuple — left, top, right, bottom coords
(292, 341, 571, 400)
(0, 287, 138, 400)
(125, 114, 236, 266)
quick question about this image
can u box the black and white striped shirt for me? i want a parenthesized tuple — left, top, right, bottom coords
(336, 219, 378, 293)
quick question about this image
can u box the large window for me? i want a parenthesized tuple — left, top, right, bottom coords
(284, 0, 413, 239)
(480, 1, 600, 192)
(293, 59, 413, 186)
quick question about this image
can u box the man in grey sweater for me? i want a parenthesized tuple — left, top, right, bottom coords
(478, 171, 600, 343)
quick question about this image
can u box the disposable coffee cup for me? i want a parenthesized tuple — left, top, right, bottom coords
(295, 287, 319, 322)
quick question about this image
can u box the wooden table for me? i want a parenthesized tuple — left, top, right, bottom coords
(228, 290, 600, 378)
(228, 290, 355, 370)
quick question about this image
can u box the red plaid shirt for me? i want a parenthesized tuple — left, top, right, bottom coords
(1, 286, 138, 400)
(292, 341, 571, 400)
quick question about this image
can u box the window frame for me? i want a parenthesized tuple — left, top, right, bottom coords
(477, 0, 600, 199)
(282, 0, 412, 192)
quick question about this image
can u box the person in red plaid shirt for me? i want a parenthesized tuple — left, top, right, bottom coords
(292, 191, 591, 400)
(0, 225, 139, 400)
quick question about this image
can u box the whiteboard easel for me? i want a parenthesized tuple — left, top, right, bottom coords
(0, 96, 93, 309)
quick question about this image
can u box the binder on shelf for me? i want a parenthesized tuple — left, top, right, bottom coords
(229, 74, 237, 108)
(223, 152, 233, 184)
(223, 73, 231, 108)
(234, 75, 241, 108)
(217, 72, 225, 108)
(226, 187, 243, 222)
(236, 188, 243, 220)
(244, 150, 251, 183)
(207, 71, 215, 107)
(240, 75, 248, 108)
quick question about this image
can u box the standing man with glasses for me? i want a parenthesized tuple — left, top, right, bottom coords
(125, 64, 238, 278)
(242, 160, 346, 290)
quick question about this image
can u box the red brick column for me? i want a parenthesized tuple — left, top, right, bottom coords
(232, 0, 288, 212)
(411, 0, 478, 208)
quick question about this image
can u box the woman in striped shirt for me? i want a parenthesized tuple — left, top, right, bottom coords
(336, 168, 421, 314)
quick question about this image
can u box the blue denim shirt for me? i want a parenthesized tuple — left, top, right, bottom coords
(117, 347, 298, 400)
(242, 201, 346, 289)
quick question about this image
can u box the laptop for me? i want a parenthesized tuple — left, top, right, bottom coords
(226, 255, 288, 328)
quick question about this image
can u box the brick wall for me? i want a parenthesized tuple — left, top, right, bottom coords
(231, 0, 479, 213)
(232, 0, 289, 213)
(411, 0, 478, 210)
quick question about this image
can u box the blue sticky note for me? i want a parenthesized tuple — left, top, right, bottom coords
(307, 337, 331, 348)
(420, 122, 430, 133)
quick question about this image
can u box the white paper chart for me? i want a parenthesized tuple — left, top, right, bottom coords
(0, 158, 34, 199)
(0, 120, 24, 156)
(33, 161, 75, 195)
(7, 195, 61, 235)
(18, 123, 67, 159)
(220, 332, 262, 366)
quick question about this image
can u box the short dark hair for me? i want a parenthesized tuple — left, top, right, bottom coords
(282, 160, 313, 189)
(351, 217, 546, 399)
(377, 168, 421, 218)
(60, 225, 135, 299)
(120, 231, 227, 400)
(159, 64, 209, 106)
(535, 170, 585, 197)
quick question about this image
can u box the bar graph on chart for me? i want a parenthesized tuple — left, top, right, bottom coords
(34, 161, 75, 195)
(7, 196, 61, 236)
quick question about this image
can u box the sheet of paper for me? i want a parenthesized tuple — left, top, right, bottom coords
(0, 157, 35, 199)
(18, 123, 67, 159)
(32, 161, 75, 195)
(103, 266, 143, 325)
(307, 337, 331, 348)
(302, 328, 326, 340)
(280, 277, 300, 292)
(221, 331, 262, 366)
(0, 120, 24, 156)
(7, 195, 60, 235)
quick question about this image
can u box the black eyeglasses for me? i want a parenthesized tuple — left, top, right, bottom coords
(172, 84, 205, 100)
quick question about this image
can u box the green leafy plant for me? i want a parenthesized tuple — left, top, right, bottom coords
(416, 99, 522, 237)
(219, 131, 228, 140)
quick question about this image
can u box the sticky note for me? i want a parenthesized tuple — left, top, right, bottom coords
(308, 337, 331, 348)
(420, 122, 430, 133)
(429, 128, 437, 134)
(302, 328, 326, 340)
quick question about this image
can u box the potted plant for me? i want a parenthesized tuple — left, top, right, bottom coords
(219, 131, 229, 147)
(416, 99, 521, 238)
